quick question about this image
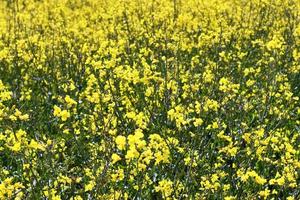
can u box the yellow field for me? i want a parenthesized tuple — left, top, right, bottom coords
(0, 0, 299, 199)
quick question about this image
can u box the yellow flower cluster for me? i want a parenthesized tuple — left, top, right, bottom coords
(0, 0, 299, 199)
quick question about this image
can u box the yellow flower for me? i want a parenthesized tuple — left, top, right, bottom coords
(155, 179, 173, 198)
(72, 196, 83, 200)
(193, 118, 203, 126)
(223, 184, 230, 191)
(254, 175, 267, 185)
(203, 98, 219, 112)
(228, 146, 238, 157)
(115, 135, 126, 150)
(14, 109, 22, 117)
(60, 110, 70, 121)
(255, 128, 264, 138)
(246, 79, 255, 87)
(125, 147, 139, 160)
(28, 139, 45, 151)
(111, 168, 124, 182)
(10, 142, 21, 152)
(53, 105, 61, 117)
(276, 176, 285, 186)
(69, 82, 76, 91)
(9, 115, 17, 121)
(65, 95, 77, 107)
(111, 153, 121, 164)
(19, 114, 29, 121)
(259, 189, 270, 199)
(84, 180, 95, 192)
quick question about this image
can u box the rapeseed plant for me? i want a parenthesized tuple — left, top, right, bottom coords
(0, 0, 299, 199)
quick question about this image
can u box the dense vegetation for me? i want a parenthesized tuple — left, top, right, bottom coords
(0, 0, 299, 199)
